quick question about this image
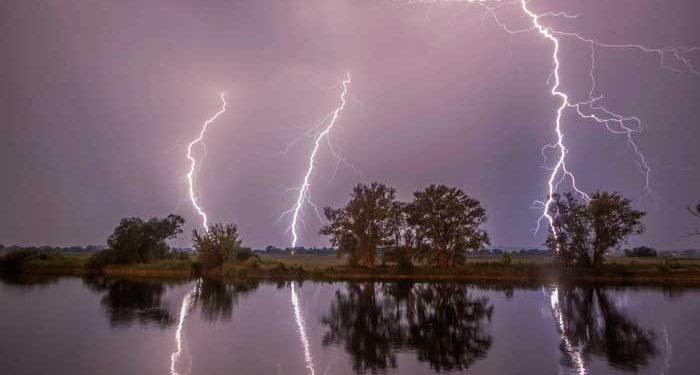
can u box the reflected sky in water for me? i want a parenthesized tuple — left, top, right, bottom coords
(1, 277, 699, 375)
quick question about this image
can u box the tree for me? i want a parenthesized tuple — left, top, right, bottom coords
(406, 185, 490, 268)
(320, 182, 403, 268)
(689, 203, 700, 236)
(106, 214, 185, 264)
(193, 223, 242, 269)
(546, 192, 645, 267)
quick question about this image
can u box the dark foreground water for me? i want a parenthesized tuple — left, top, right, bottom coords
(1, 277, 699, 375)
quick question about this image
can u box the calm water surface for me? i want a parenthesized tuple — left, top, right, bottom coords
(1, 276, 699, 375)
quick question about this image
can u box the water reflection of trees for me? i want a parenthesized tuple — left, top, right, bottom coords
(83, 276, 176, 328)
(193, 278, 259, 322)
(83, 277, 261, 328)
(322, 282, 493, 374)
(553, 285, 658, 372)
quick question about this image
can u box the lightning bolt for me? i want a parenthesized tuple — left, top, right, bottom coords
(186, 93, 227, 233)
(280, 72, 351, 248)
(403, 0, 699, 247)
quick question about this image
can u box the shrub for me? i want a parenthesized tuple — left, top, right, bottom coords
(85, 249, 117, 270)
(501, 252, 513, 266)
(193, 223, 242, 270)
(0, 249, 64, 273)
(244, 256, 261, 270)
(0, 249, 38, 273)
(234, 247, 258, 262)
(383, 246, 414, 271)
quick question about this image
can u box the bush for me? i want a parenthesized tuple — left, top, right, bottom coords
(244, 256, 261, 270)
(234, 247, 259, 262)
(0, 249, 38, 272)
(383, 246, 414, 271)
(85, 249, 117, 270)
(625, 246, 658, 258)
(0, 249, 63, 273)
(194, 223, 242, 270)
(501, 252, 513, 266)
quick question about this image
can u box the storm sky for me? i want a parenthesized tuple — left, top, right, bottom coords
(1, 0, 699, 249)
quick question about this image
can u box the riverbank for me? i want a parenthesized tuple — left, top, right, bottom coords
(4, 252, 700, 285)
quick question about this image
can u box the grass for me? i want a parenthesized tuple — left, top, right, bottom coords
(3, 250, 700, 284)
(102, 259, 193, 278)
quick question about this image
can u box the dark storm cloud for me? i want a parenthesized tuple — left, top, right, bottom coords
(1, 0, 699, 249)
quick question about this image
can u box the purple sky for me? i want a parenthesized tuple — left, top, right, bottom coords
(1, 0, 699, 249)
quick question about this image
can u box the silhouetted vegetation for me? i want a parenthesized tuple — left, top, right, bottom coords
(193, 223, 245, 269)
(321, 182, 403, 268)
(0, 248, 67, 273)
(625, 246, 658, 257)
(407, 184, 490, 268)
(546, 192, 645, 267)
(321, 281, 493, 373)
(88, 214, 185, 268)
(321, 182, 490, 269)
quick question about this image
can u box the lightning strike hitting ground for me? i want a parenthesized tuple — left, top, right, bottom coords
(186, 93, 227, 233)
(282, 72, 351, 248)
(406, 0, 699, 247)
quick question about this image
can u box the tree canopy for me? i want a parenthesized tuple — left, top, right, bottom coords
(406, 185, 489, 268)
(106, 214, 185, 264)
(546, 192, 645, 267)
(320, 182, 491, 269)
(320, 182, 403, 268)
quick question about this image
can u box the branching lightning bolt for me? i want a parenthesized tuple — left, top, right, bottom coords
(404, 0, 699, 247)
(186, 93, 227, 233)
(280, 72, 352, 248)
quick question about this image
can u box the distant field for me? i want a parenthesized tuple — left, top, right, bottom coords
(261, 253, 700, 267)
(259, 253, 345, 268)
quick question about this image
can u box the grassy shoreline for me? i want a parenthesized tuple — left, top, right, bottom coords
(5, 253, 700, 285)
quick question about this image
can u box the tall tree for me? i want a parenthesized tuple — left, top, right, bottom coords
(546, 192, 645, 267)
(320, 182, 402, 268)
(406, 185, 489, 268)
(107, 214, 185, 264)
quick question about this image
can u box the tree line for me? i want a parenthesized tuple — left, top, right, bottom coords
(3, 183, 696, 273)
(321, 182, 651, 269)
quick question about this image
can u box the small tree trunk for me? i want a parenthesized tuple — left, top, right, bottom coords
(438, 251, 448, 269)
(365, 246, 375, 268)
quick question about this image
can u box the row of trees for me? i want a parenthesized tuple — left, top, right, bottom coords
(322, 183, 650, 269)
(321, 183, 490, 269)
(87, 184, 680, 270)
